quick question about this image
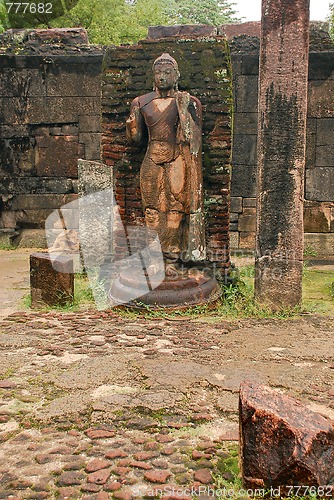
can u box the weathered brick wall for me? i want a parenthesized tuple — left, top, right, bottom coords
(0, 29, 103, 241)
(229, 22, 334, 253)
(101, 34, 232, 270)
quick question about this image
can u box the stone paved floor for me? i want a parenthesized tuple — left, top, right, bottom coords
(0, 250, 333, 499)
(0, 308, 333, 499)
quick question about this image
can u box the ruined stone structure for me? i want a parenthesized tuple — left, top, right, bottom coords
(230, 22, 334, 254)
(0, 24, 333, 256)
(0, 29, 103, 246)
(254, 0, 310, 307)
(101, 31, 232, 275)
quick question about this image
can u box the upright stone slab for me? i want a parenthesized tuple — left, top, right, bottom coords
(30, 252, 74, 308)
(254, 0, 310, 307)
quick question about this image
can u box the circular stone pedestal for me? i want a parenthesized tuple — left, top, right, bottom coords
(109, 269, 221, 309)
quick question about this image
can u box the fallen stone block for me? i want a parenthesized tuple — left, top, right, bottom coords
(239, 381, 334, 490)
(30, 252, 74, 308)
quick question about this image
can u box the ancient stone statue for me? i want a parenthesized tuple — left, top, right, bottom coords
(126, 53, 206, 268)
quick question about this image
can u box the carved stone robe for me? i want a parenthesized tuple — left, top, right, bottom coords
(126, 90, 206, 262)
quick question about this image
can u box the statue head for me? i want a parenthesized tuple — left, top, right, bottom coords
(152, 53, 180, 92)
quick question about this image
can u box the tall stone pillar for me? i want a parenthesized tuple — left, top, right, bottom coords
(254, 0, 310, 308)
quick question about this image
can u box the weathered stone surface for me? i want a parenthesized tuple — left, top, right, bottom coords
(79, 114, 101, 133)
(144, 469, 171, 483)
(232, 134, 257, 165)
(229, 232, 239, 249)
(0, 177, 74, 195)
(30, 252, 74, 308)
(78, 159, 113, 269)
(243, 198, 256, 208)
(304, 202, 331, 232)
(79, 133, 101, 160)
(316, 145, 334, 167)
(231, 165, 257, 198)
(26, 28, 89, 45)
(308, 80, 334, 118)
(147, 25, 217, 39)
(8, 194, 72, 211)
(234, 76, 259, 113)
(238, 232, 256, 250)
(85, 459, 111, 473)
(219, 21, 261, 39)
(238, 209, 256, 232)
(239, 381, 334, 489)
(193, 469, 213, 484)
(46, 65, 100, 98)
(87, 468, 111, 484)
(35, 136, 82, 178)
(254, 0, 310, 308)
(16, 229, 47, 248)
(233, 113, 258, 135)
(304, 233, 334, 256)
(230, 197, 242, 214)
(306, 168, 334, 201)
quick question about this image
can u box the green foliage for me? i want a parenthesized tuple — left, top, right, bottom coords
(330, 281, 334, 298)
(303, 245, 318, 257)
(213, 444, 243, 498)
(47, 0, 172, 44)
(0, 0, 81, 30)
(166, 0, 239, 25)
(0, 0, 9, 33)
(0, 240, 15, 250)
(329, 3, 334, 40)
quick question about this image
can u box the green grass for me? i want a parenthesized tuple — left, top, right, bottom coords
(21, 263, 334, 319)
(302, 266, 334, 315)
(0, 241, 16, 250)
(212, 444, 327, 500)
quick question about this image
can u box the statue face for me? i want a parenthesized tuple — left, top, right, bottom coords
(153, 63, 177, 91)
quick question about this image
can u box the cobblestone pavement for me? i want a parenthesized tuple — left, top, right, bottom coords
(0, 308, 333, 499)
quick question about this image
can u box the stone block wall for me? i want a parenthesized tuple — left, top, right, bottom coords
(101, 34, 232, 271)
(229, 23, 334, 254)
(1, 24, 333, 256)
(0, 29, 103, 241)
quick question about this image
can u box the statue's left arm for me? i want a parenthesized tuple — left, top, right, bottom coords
(176, 92, 202, 156)
(176, 92, 206, 261)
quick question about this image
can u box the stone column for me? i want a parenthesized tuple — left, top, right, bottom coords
(254, 0, 310, 308)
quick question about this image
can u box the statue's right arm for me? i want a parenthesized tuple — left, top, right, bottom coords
(126, 97, 144, 144)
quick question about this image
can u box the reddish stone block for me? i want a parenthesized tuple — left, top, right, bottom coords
(35, 135, 81, 178)
(105, 449, 128, 459)
(193, 469, 212, 484)
(85, 459, 111, 473)
(87, 468, 111, 485)
(239, 381, 334, 489)
(144, 470, 172, 483)
(30, 253, 74, 308)
(85, 428, 116, 439)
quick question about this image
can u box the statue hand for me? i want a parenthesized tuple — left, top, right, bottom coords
(177, 91, 190, 111)
(126, 106, 142, 143)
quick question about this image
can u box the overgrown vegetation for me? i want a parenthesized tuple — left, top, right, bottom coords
(0, 0, 241, 43)
(329, 3, 334, 40)
(0, 241, 16, 250)
(21, 259, 334, 318)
